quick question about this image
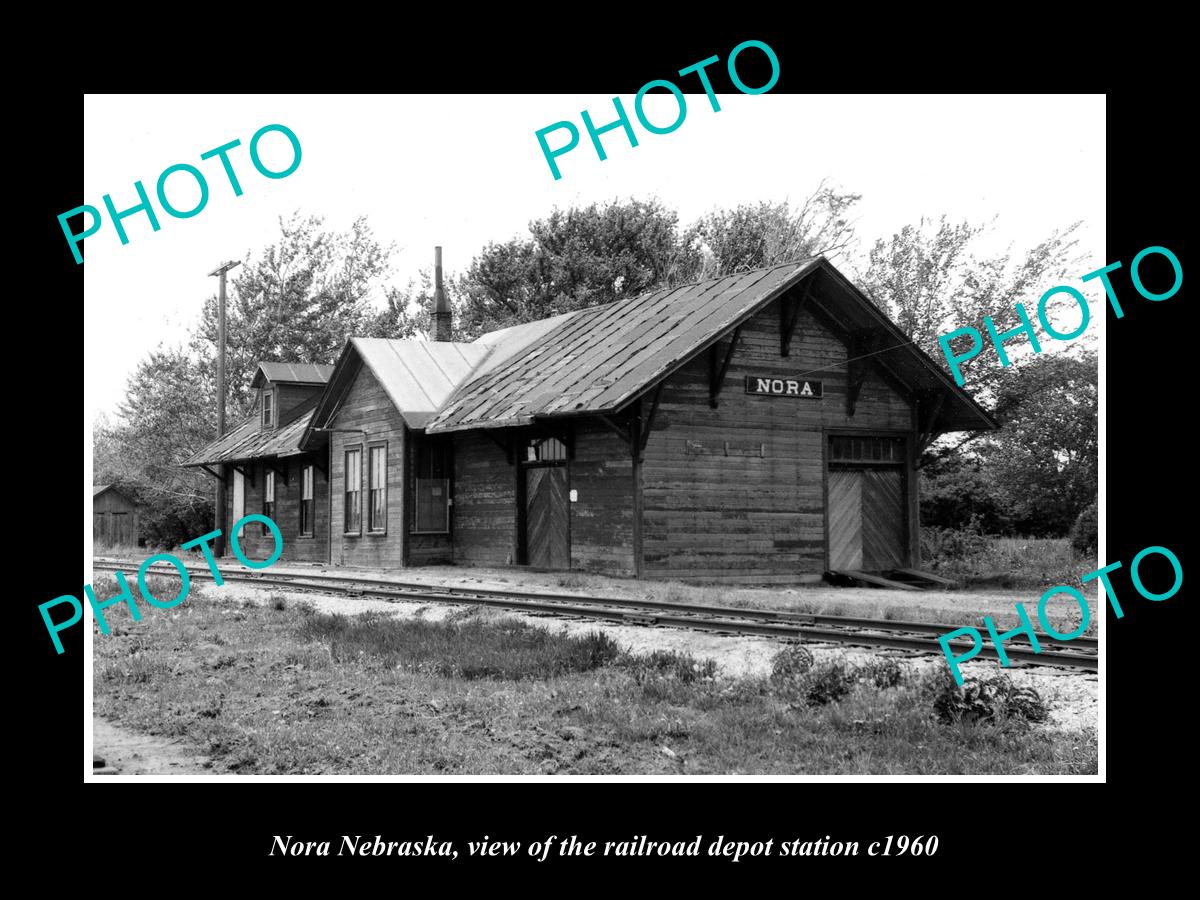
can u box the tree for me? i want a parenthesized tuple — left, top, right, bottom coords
(435, 191, 861, 341)
(920, 348, 1097, 537)
(97, 348, 216, 547)
(446, 199, 702, 340)
(977, 348, 1098, 535)
(919, 454, 1012, 534)
(688, 182, 861, 276)
(857, 216, 1094, 537)
(858, 216, 1084, 394)
(100, 213, 402, 546)
(191, 213, 397, 417)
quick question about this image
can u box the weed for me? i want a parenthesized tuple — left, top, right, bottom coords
(859, 658, 903, 689)
(770, 644, 814, 683)
(270, 594, 287, 611)
(770, 650, 901, 706)
(800, 662, 859, 706)
(556, 574, 587, 590)
(924, 669, 1050, 726)
(620, 650, 718, 684)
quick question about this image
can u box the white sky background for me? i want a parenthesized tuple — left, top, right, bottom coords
(83, 93, 1105, 422)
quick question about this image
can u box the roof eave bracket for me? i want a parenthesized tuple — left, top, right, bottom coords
(780, 281, 812, 358)
(708, 325, 743, 409)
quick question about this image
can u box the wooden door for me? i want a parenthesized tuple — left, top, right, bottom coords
(828, 468, 905, 571)
(94, 512, 108, 544)
(111, 512, 132, 545)
(525, 466, 569, 568)
(860, 468, 904, 570)
(828, 470, 863, 569)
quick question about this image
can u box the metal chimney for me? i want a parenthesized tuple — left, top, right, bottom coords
(431, 246, 453, 341)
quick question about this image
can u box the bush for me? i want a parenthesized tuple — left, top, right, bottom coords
(921, 524, 990, 562)
(138, 492, 215, 550)
(802, 662, 859, 706)
(859, 658, 903, 689)
(770, 649, 860, 707)
(770, 644, 814, 683)
(1069, 500, 1098, 555)
(919, 459, 1012, 533)
(926, 670, 1050, 726)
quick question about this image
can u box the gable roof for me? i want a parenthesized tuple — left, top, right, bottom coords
(297, 257, 995, 445)
(426, 262, 817, 433)
(425, 258, 996, 434)
(93, 484, 131, 501)
(251, 362, 335, 388)
(306, 316, 581, 437)
(312, 339, 493, 432)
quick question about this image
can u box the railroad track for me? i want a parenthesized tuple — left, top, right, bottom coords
(92, 560, 1098, 672)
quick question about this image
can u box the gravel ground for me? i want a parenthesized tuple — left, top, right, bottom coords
(205, 576, 1099, 735)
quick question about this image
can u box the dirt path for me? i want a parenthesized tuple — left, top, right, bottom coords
(93, 717, 211, 775)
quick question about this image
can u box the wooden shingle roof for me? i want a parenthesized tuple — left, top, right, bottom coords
(182, 410, 315, 467)
(426, 261, 818, 432)
(425, 257, 995, 434)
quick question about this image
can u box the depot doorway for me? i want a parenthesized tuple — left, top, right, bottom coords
(518, 437, 570, 568)
(826, 434, 908, 571)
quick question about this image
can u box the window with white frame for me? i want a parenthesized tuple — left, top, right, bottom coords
(368, 444, 387, 533)
(262, 390, 274, 427)
(300, 465, 314, 537)
(344, 447, 362, 534)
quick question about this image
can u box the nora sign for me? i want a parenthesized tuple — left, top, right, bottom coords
(745, 376, 823, 398)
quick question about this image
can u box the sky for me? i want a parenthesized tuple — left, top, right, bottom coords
(83, 93, 1105, 422)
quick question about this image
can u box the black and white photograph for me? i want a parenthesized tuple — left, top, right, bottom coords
(78, 90, 1109, 779)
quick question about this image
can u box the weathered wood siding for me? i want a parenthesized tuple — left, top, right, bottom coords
(328, 364, 407, 569)
(641, 298, 913, 583)
(95, 490, 135, 516)
(570, 422, 634, 574)
(93, 490, 138, 545)
(275, 383, 323, 426)
(222, 454, 329, 564)
(452, 431, 516, 566)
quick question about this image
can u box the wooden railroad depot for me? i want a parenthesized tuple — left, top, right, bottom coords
(185, 256, 995, 584)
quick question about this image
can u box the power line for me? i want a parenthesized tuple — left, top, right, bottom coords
(785, 337, 925, 381)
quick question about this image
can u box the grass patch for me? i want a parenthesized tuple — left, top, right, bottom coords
(923, 532, 1094, 592)
(296, 611, 622, 679)
(92, 593, 1097, 775)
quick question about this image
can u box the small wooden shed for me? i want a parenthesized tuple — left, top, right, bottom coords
(92, 485, 140, 546)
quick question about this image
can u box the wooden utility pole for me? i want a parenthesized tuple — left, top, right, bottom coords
(208, 260, 241, 556)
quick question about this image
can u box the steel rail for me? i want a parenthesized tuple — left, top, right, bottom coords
(93, 561, 1098, 671)
(94, 560, 1098, 650)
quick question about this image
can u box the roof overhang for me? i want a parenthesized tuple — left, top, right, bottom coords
(425, 258, 996, 435)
